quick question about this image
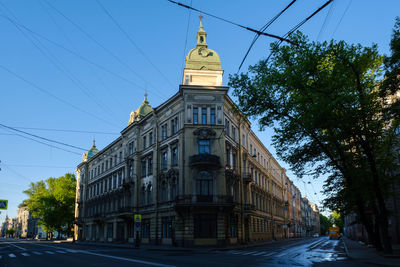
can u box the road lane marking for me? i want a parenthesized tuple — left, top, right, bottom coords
(263, 252, 276, 257)
(240, 251, 259, 255)
(81, 251, 176, 267)
(32, 251, 42, 255)
(228, 250, 243, 254)
(0, 255, 2, 259)
(6, 242, 27, 251)
(21, 252, 30, 256)
(56, 250, 66, 253)
(9, 253, 16, 258)
(252, 252, 267, 256)
(45, 251, 55, 254)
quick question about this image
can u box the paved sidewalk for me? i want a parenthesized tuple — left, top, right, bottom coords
(343, 237, 400, 266)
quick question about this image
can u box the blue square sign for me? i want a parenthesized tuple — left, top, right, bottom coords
(0, 200, 8, 210)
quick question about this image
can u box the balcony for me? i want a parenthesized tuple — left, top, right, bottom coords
(189, 154, 220, 168)
(175, 194, 236, 212)
(243, 173, 252, 183)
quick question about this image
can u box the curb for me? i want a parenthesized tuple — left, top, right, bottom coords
(342, 238, 351, 259)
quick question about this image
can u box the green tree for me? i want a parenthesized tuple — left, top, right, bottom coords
(319, 214, 332, 236)
(23, 173, 76, 239)
(229, 31, 398, 253)
(329, 210, 343, 232)
(7, 228, 15, 237)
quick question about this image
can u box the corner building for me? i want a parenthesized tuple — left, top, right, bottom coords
(75, 20, 294, 247)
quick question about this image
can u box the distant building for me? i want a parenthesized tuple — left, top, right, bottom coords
(74, 18, 318, 247)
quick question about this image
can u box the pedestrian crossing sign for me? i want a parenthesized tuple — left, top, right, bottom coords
(134, 214, 141, 223)
(0, 200, 7, 210)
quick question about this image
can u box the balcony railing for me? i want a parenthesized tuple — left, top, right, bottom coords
(189, 154, 220, 168)
(243, 173, 252, 183)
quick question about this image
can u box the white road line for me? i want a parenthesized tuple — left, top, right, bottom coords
(45, 251, 55, 254)
(21, 252, 30, 256)
(252, 252, 267, 256)
(0, 255, 2, 259)
(240, 251, 259, 255)
(81, 251, 176, 267)
(65, 249, 79, 253)
(228, 250, 243, 254)
(6, 242, 26, 251)
(56, 250, 66, 253)
(9, 253, 16, 258)
(263, 252, 276, 257)
(32, 251, 42, 255)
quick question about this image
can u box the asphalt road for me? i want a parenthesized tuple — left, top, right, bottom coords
(0, 236, 347, 267)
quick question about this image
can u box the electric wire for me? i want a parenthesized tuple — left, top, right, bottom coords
(0, 2, 119, 122)
(0, 123, 87, 151)
(0, 127, 81, 156)
(0, 64, 119, 129)
(180, 0, 193, 81)
(264, 0, 333, 63)
(238, 0, 297, 72)
(9, 126, 118, 135)
(316, 0, 335, 41)
(0, 163, 33, 183)
(166, 0, 295, 45)
(0, 14, 147, 92)
(331, 0, 352, 39)
(42, 0, 168, 100)
(96, 0, 175, 90)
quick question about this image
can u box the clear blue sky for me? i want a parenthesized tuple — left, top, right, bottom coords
(0, 0, 399, 222)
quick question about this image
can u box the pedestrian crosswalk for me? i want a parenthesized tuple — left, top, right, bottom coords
(224, 250, 278, 257)
(0, 249, 78, 259)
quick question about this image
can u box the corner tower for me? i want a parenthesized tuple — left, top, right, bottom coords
(183, 15, 223, 86)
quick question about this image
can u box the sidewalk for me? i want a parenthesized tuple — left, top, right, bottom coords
(343, 237, 400, 266)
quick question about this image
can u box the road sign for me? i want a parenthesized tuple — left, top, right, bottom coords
(0, 200, 8, 210)
(134, 214, 141, 223)
(135, 222, 141, 228)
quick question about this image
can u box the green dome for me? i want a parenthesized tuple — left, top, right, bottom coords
(82, 140, 99, 162)
(128, 94, 153, 125)
(185, 18, 221, 71)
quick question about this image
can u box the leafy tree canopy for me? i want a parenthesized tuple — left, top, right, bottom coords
(23, 173, 76, 237)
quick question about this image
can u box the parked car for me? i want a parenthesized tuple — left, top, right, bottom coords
(313, 233, 319, 238)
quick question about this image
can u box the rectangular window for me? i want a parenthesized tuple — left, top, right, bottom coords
(198, 140, 210, 154)
(148, 157, 153, 175)
(172, 147, 178, 166)
(210, 108, 215, 124)
(161, 124, 167, 140)
(201, 108, 207, 124)
(162, 151, 167, 169)
(171, 117, 178, 135)
(101, 163, 104, 173)
(141, 219, 150, 238)
(142, 136, 146, 149)
(120, 151, 123, 163)
(149, 132, 153, 146)
(231, 126, 235, 140)
(225, 119, 230, 135)
(141, 159, 147, 177)
(128, 142, 134, 155)
(193, 107, 198, 124)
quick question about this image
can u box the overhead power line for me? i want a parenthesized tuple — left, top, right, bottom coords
(42, 0, 168, 100)
(0, 14, 146, 92)
(1, 129, 81, 156)
(9, 126, 118, 135)
(0, 64, 119, 128)
(238, 0, 297, 72)
(0, 123, 87, 151)
(166, 0, 295, 45)
(96, 0, 175, 90)
(331, 0, 352, 39)
(265, 0, 333, 63)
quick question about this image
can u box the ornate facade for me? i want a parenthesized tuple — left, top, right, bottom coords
(74, 19, 318, 246)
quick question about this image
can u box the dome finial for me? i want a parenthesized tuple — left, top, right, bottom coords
(92, 139, 96, 148)
(199, 13, 203, 29)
